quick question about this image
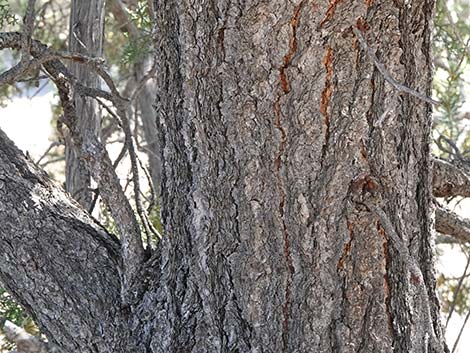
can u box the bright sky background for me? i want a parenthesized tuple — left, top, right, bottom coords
(1, 91, 55, 158)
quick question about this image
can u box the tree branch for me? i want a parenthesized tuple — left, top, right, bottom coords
(1, 320, 49, 353)
(435, 204, 470, 243)
(0, 31, 146, 302)
(432, 157, 470, 198)
(0, 129, 122, 351)
(21, 0, 37, 61)
(352, 27, 440, 106)
(108, 0, 140, 39)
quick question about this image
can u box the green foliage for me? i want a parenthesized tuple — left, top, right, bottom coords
(99, 191, 163, 244)
(0, 287, 25, 351)
(432, 0, 470, 158)
(0, 288, 25, 326)
(127, 0, 152, 31)
(120, 0, 153, 65)
(0, 0, 18, 28)
(1, 287, 40, 351)
(149, 202, 163, 236)
(100, 203, 119, 236)
(121, 34, 153, 65)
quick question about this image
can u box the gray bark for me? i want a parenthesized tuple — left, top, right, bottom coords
(64, 0, 105, 209)
(433, 158, 470, 197)
(435, 204, 470, 243)
(0, 0, 449, 352)
(136, 66, 161, 192)
(0, 130, 123, 352)
(151, 0, 447, 352)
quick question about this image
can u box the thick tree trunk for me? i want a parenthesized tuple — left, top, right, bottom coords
(64, 0, 105, 209)
(149, 0, 447, 352)
(0, 0, 449, 352)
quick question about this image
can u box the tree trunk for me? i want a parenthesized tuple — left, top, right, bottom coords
(64, 0, 105, 209)
(0, 0, 449, 352)
(137, 69, 162, 193)
(150, 0, 447, 352)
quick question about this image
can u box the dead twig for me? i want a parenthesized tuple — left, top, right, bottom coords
(352, 27, 440, 106)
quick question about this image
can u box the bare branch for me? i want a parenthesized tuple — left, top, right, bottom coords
(452, 308, 470, 353)
(35, 141, 62, 165)
(59, 52, 126, 100)
(352, 27, 440, 106)
(436, 134, 464, 160)
(147, 0, 156, 23)
(39, 156, 65, 167)
(2, 320, 49, 353)
(0, 31, 145, 301)
(435, 234, 461, 244)
(21, 0, 37, 61)
(0, 32, 116, 102)
(130, 58, 157, 103)
(108, 0, 140, 39)
(0, 53, 55, 86)
(446, 248, 470, 328)
(432, 158, 470, 198)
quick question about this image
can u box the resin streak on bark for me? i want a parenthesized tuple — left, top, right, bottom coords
(148, 0, 446, 352)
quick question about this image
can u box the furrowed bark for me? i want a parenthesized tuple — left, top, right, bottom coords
(65, 0, 105, 209)
(0, 129, 123, 352)
(147, 0, 447, 352)
(0, 31, 146, 304)
(0, 0, 451, 352)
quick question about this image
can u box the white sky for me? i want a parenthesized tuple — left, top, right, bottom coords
(0, 92, 55, 158)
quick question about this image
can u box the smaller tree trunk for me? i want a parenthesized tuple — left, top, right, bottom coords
(65, 0, 105, 209)
(135, 63, 162, 192)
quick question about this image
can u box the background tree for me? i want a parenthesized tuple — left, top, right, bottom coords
(64, 0, 105, 209)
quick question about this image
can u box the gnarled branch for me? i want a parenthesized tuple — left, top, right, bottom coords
(435, 203, 470, 243)
(0, 31, 145, 302)
(432, 157, 470, 198)
(0, 128, 122, 351)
